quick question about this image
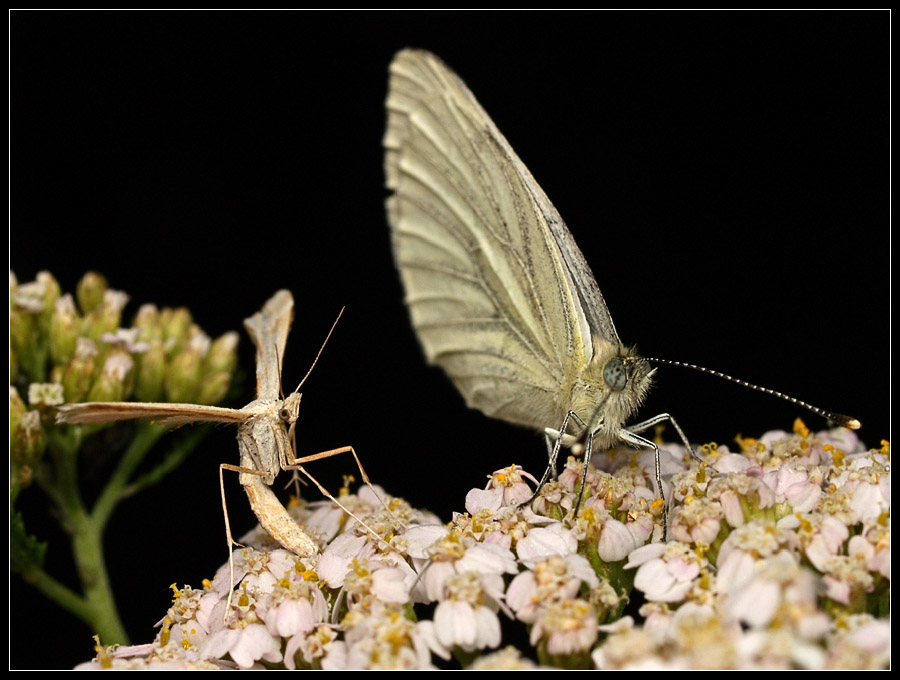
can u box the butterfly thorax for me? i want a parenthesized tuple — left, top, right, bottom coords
(564, 339, 653, 449)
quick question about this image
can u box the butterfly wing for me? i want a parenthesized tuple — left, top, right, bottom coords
(384, 49, 618, 431)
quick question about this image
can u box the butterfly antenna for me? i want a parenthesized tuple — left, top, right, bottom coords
(294, 307, 345, 393)
(646, 357, 861, 430)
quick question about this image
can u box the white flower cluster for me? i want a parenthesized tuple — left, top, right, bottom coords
(77, 422, 889, 669)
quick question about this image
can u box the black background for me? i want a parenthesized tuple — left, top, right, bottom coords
(10, 10, 888, 669)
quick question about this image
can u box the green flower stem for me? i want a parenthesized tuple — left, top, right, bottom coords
(91, 423, 168, 528)
(123, 424, 212, 499)
(23, 422, 211, 645)
(69, 508, 130, 644)
(15, 557, 101, 634)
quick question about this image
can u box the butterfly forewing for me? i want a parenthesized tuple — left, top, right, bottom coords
(385, 49, 610, 431)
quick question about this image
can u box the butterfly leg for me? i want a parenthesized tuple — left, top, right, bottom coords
(521, 410, 584, 508)
(615, 428, 670, 541)
(626, 412, 701, 463)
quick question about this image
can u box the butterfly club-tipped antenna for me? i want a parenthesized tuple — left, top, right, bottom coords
(646, 357, 862, 431)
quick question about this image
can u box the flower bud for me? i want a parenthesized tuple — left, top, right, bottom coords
(9, 305, 36, 369)
(196, 371, 232, 406)
(205, 331, 239, 377)
(132, 303, 162, 344)
(82, 289, 129, 341)
(12, 410, 47, 468)
(165, 346, 203, 403)
(160, 307, 193, 352)
(10, 386, 26, 443)
(134, 340, 167, 402)
(34, 271, 61, 333)
(62, 337, 98, 403)
(76, 271, 108, 314)
(49, 294, 82, 366)
(86, 352, 134, 403)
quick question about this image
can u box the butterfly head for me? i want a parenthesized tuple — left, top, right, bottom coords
(570, 344, 654, 446)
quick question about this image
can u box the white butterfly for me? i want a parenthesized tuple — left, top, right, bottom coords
(383, 49, 696, 519)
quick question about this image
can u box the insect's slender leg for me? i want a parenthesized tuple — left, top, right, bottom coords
(520, 411, 584, 508)
(573, 428, 598, 515)
(616, 429, 669, 541)
(543, 435, 559, 481)
(219, 462, 270, 617)
(288, 445, 399, 524)
(626, 412, 701, 463)
(282, 420, 308, 497)
(284, 447, 397, 549)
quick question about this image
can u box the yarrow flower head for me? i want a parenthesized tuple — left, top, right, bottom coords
(73, 421, 888, 669)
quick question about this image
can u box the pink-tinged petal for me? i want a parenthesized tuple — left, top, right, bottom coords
(868, 546, 891, 579)
(517, 524, 577, 564)
(483, 531, 512, 549)
(371, 567, 411, 604)
(195, 592, 223, 634)
(624, 542, 667, 569)
(669, 523, 693, 544)
(597, 519, 637, 562)
(283, 633, 305, 670)
(822, 575, 851, 605)
(667, 555, 700, 582)
(715, 550, 756, 593)
(264, 550, 296, 580)
(231, 624, 281, 668)
(785, 483, 822, 513)
(566, 553, 600, 587)
(846, 617, 891, 653)
(625, 514, 654, 546)
(465, 487, 503, 514)
(416, 620, 452, 661)
(317, 534, 370, 588)
(502, 482, 534, 507)
(474, 605, 502, 649)
(456, 543, 518, 575)
(268, 599, 316, 638)
(505, 571, 538, 619)
(404, 525, 449, 559)
(356, 483, 388, 507)
(850, 483, 888, 524)
(805, 537, 834, 572)
(320, 640, 348, 670)
(726, 579, 780, 628)
(199, 627, 241, 661)
(434, 600, 476, 649)
(423, 561, 455, 602)
(712, 453, 753, 473)
(821, 516, 850, 551)
(719, 490, 745, 527)
(847, 535, 874, 561)
(689, 517, 721, 545)
(633, 560, 689, 602)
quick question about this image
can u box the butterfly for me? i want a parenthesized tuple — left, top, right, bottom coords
(382, 49, 858, 528)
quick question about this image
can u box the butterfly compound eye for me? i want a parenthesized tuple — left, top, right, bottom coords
(603, 357, 627, 392)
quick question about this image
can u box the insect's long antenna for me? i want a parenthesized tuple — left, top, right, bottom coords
(646, 357, 861, 430)
(276, 344, 286, 400)
(294, 307, 345, 394)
